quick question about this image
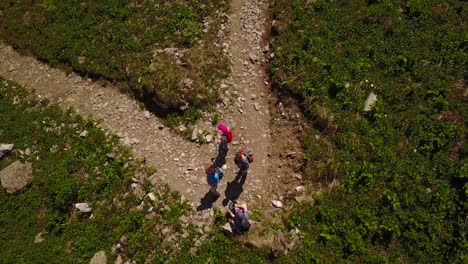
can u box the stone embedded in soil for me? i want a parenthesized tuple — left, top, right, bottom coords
(254, 102, 259, 111)
(272, 200, 284, 208)
(89, 251, 107, 264)
(75, 202, 92, 213)
(0, 161, 33, 194)
(295, 186, 305, 193)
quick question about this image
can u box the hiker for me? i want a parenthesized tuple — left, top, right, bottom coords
(207, 164, 226, 196)
(214, 123, 233, 167)
(227, 200, 251, 234)
(234, 146, 253, 176)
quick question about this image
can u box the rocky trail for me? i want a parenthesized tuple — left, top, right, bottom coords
(0, 0, 304, 216)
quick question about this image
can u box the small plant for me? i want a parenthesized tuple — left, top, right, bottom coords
(211, 112, 220, 125)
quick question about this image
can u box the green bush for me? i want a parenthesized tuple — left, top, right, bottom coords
(0, 0, 230, 111)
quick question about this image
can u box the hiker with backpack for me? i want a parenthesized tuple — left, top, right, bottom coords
(206, 164, 226, 196)
(234, 146, 253, 176)
(214, 123, 233, 167)
(227, 200, 251, 234)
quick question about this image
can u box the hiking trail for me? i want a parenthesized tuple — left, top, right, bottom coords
(0, 0, 303, 214)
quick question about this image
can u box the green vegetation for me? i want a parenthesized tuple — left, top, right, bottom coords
(0, 0, 230, 112)
(271, 0, 467, 262)
(0, 77, 266, 263)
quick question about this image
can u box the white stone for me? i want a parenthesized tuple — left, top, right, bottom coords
(272, 200, 283, 208)
(144, 110, 151, 119)
(0, 144, 14, 154)
(75, 202, 92, 213)
(364, 92, 378, 112)
(148, 192, 156, 201)
(295, 186, 305, 193)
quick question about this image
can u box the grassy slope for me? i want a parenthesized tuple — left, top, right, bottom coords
(0, 77, 267, 263)
(0, 0, 229, 111)
(271, 0, 467, 263)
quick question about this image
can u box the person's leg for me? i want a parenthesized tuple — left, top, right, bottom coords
(210, 184, 220, 196)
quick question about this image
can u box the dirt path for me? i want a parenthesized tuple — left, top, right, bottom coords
(0, 0, 303, 214)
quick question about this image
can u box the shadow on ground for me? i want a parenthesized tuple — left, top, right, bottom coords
(196, 191, 220, 211)
(222, 170, 247, 206)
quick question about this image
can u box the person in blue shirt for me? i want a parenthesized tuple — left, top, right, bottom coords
(207, 165, 226, 196)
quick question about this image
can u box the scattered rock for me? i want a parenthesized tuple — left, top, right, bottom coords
(79, 130, 88, 137)
(295, 186, 305, 193)
(0, 161, 33, 194)
(0, 144, 14, 154)
(106, 153, 116, 160)
(221, 222, 233, 236)
(34, 230, 47, 243)
(89, 250, 107, 264)
(272, 200, 283, 208)
(132, 187, 146, 200)
(0, 144, 14, 160)
(8, 65, 17, 72)
(287, 231, 301, 252)
(78, 56, 86, 64)
(114, 255, 124, 264)
(294, 174, 303, 181)
(205, 134, 213, 143)
(147, 192, 156, 201)
(50, 145, 59, 153)
(191, 129, 198, 141)
(119, 235, 128, 244)
(364, 92, 378, 112)
(254, 102, 259, 111)
(75, 203, 92, 213)
(249, 53, 257, 63)
(144, 110, 151, 119)
(272, 230, 288, 258)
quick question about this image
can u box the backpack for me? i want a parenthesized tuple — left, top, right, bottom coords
(235, 146, 253, 163)
(226, 131, 233, 143)
(205, 165, 217, 175)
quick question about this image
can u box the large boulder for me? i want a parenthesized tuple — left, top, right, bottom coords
(0, 161, 33, 193)
(90, 250, 107, 264)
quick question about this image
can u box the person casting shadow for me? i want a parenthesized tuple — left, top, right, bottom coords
(197, 191, 219, 211)
(213, 137, 229, 167)
(222, 170, 247, 206)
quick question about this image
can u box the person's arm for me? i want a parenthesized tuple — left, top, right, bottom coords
(234, 202, 248, 212)
(228, 209, 235, 218)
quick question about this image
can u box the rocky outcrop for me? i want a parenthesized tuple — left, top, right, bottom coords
(271, 229, 302, 258)
(272, 230, 288, 258)
(0, 161, 33, 193)
(90, 251, 107, 264)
